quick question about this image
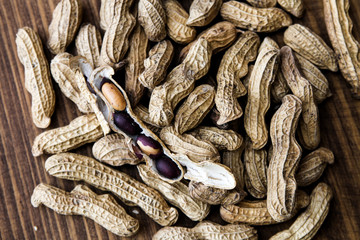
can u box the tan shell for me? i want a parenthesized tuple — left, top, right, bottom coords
(31, 184, 139, 236)
(281, 46, 320, 150)
(149, 38, 212, 127)
(89, 66, 184, 182)
(277, 0, 304, 17)
(174, 84, 215, 134)
(220, 1, 292, 32)
(222, 148, 245, 191)
(324, 0, 360, 98)
(220, 190, 310, 225)
(16, 27, 55, 128)
(92, 133, 144, 166)
(138, 0, 167, 42)
(189, 181, 229, 205)
(179, 21, 236, 62)
(138, 164, 210, 221)
(270, 183, 333, 240)
(153, 221, 258, 240)
(32, 113, 103, 157)
(133, 105, 162, 129)
(246, 0, 277, 8)
(295, 53, 332, 103)
(284, 24, 338, 71)
(100, 0, 135, 67)
(138, 40, 174, 90)
(215, 31, 260, 125)
(75, 24, 102, 68)
(187, 0, 222, 27)
(267, 94, 302, 222)
(45, 153, 179, 226)
(271, 68, 289, 103)
(125, 23, 148, 106)
(190, 126, 243, 151)
(160, 126, 220, 163)
(164, 0, 196, 44)
(50, 53, 92, 113)
(100, 0, 117, 31)
(296, 147, 334, 187)
(244, 37, 280, 150)
(47, 0, 82, 54)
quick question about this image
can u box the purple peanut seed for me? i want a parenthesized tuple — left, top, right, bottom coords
(155, 156, 181, 179)
(113, 112, 142, 136)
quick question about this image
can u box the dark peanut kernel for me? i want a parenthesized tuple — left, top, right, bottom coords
(113, 112, 142, 136)
(136, 134, 162, 157)
(155, 156, 181, 179)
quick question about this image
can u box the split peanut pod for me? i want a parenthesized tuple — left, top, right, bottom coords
(163, 0, 196, 44)
(50, 52, 92, 113)
(215, 31, 260, 125)
(45, 153, 179, 226)
(270, 183, 333, 239)
(16, 27, 56, 128)
(75, 24, 102, 68)
(324, 0, 360, 98)
(153, 221, 258, 240)
(244, 37, 280, 150)
(32, 113, 103, 156)
(47, 0, 82, 54)
(100, 0, 135, 67)
(220, 1, 292, 32)
(220, 190, 310, 225)
(267, 94, 303, 222)
(31, 183, 139, 237)
(187, 0, 222, 27)
(89, 66, 184, 182)
(137, 164, 210, 221)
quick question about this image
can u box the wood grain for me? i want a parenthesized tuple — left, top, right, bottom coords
(0, 0, 359, 239)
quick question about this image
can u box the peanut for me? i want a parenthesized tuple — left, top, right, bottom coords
(138, 40, 174, 90)
(267, 94, 302, 222)
(92, 133, 143, 166)
(16, 27, 56, 128)
(50, 53, 92, 113)
(281, 46, 321, 150)
(222, 148, 245, 191)
(220, 1, 292, 32)
(215, 31, 260, 125)
(187, 0, 222, 27)
(244, 37, 280, 149)
(125, 22, 148, 106)
(174, 84, 215, 134)
(31, 183, 139, 237)
(32, 113, 103, 156)
(45, 153, 179, 226)
(100, 0, 117, 31)
(100, 0, 135, 67)
(296, 147, 334, 187)
(324, 0, 360, 98)
(138, 164, 210, 221)
(277, 0, 304, 17)
(284, 24, 338, 71)
(75, 24, 102, 68)
(152, 221, 258, 240)
(270, 183, 332, 240)
(138, 0, 167, 42)
(220, 190, 310, 225)
(245, 0, 276, 8)
(164, 0, 196, 44)
(47, 0, 82, 54)
(271, 68, 290, 103)
(101, 82, 127, 111)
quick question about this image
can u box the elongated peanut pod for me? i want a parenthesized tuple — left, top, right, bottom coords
(270, 183, 332, 240)
(45, 153, 179, 226)
(16, 27, 55, 128)
(47, 0, 82, 54)
(267, 95, 302, 222)
(187, 0, 222, 27)
(31, 183, 139, 236)
(75, 24, 102, 68)
(215, 31, 260, 125)
(138, 0, 167, 41)
(100, 0, 117, 31)
(138, 164, 210, 221)
(153, 221, 258, 240)
(32, 114, 103, 156)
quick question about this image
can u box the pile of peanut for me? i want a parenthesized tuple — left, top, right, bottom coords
(15, 0, 359, 239)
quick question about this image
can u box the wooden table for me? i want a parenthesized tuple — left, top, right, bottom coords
(0, 0, 359, 239)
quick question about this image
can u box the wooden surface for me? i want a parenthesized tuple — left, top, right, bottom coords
(0, 0, 360, 239)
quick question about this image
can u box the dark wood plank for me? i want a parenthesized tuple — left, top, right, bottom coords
(0, 0, 359, 239)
